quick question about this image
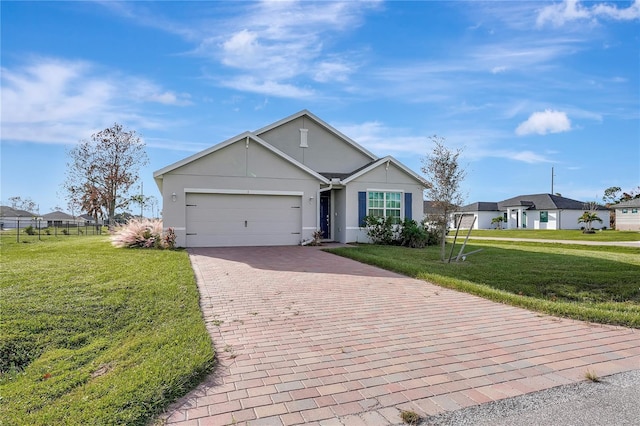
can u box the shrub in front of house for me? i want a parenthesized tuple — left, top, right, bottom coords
(363, 216, 439, 248)
(399, 218, 428, 248)
(110, 219, 176, 249)
(363, 215, 397, 245)
(24, 226, 36, 235)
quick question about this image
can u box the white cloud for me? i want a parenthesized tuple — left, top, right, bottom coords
(506, 150, 553, 163)
(515, 109, 572, 135)
(112, 1, 379, 98)
(537, 0, 640, 27)
(1, 57, 190, 144)
(220, 76, 315, 98)
(491, 66, 508, 74)
(336, 121, 427, 156)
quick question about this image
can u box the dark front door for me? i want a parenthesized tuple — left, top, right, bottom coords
(320, 193, 331, 239)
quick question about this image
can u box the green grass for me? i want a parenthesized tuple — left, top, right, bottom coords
(463, 229, 640, 241)
(0, 234, 214, 425)
(327, 241, 640, 328)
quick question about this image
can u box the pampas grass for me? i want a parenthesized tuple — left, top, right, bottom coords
(110, 219, 176, 249)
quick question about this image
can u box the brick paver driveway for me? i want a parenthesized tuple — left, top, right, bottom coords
(162, 246, 640, 425)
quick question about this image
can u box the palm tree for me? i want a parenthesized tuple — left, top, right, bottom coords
(578, 212, 602, 233)
(491, 215, 504, 230)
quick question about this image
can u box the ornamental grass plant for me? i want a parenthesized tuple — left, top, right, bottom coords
(110, 218, 176, 249)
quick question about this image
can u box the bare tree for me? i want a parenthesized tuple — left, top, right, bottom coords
(421, 136, 466, 261)
(7, 196, 37, 213)
(147, 195, 159, 219)
(64, 123, 148, 224)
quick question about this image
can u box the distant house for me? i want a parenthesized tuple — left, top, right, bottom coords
(0, 206, 39, 229)
(79, 214, 103, 225)
(42, 211, 84, 227)
(454, 194, 610, 230)
(613, 199, 640, 231)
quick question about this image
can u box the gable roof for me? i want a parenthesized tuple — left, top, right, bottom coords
(0, 206, 36, 217)
(254, 110, 378, 162)
(341, 156, 428, 186)
(459, 202, 499, 212)
(614, 198, 640, 208)
(153, 132, 330, 191)
(43, 211, 76, 220)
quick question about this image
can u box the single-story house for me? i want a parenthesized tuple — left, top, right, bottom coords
(613, 198, 640, 231)
(79, 214, 102, 225)
(42, 211, 84, 227)
(454, 194, 610, 230)
(0, 206, 39, 229)
(154, 110, 427, 247)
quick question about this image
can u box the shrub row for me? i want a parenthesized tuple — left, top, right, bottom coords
(362, 216, 440, 248)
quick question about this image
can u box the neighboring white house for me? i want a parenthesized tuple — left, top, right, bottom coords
(42, 211, 85, 227)
(154, 110, 427, 247)
(453, 194, 610, 230)
(0, 206, 39, 229)
(613, 198, 640, 231)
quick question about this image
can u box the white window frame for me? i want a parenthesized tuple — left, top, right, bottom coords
(367, 190, 403, 224)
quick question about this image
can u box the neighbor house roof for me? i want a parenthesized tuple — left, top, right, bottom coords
(0, 206, 36, 217)
(613, 198, 640, 208)
(458, 202, 499, 212)
(42, 211, 76, 220)
(459, 194, 608, 212)
(424, 200, 459, 214)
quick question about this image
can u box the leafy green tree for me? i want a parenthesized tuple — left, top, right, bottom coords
(491, 215, 504, 229)
(602, 186, 621, 206)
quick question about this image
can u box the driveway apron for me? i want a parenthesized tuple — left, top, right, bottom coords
(162, 246, 640, 426)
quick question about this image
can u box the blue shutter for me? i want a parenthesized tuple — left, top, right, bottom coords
(404, 192, 412, 221)
(358, 191, 367, 226)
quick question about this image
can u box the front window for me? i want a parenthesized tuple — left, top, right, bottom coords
(633, 208, 638, 214)
(540, 211, 548, 223)
(622, 209, 628, 214)
(368, 191, 402, 224)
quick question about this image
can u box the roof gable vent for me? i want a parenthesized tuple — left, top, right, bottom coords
(300, 128, 308, 148)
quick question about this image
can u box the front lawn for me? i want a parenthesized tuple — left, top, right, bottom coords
(0, 235, 214, 425)
(327, 241, 640, 328)
(464, 229, 640, 241)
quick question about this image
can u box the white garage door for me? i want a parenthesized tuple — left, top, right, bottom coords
(185, 193, 302, 247)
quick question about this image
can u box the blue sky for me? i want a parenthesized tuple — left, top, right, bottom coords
(2, 0, 639, 215)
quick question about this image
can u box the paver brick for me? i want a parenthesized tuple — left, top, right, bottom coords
(160, 246, 640, 425)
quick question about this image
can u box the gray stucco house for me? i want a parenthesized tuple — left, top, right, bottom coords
(613, 198, 640, 231)
(154, 110, 427, 247)
(454, 193, 610, 230)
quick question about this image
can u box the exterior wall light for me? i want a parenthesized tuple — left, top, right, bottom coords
(171, 192, 177, 202)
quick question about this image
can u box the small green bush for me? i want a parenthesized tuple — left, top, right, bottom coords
(399, 218, 428, 248)
(363, 216, 440, 248)
(24, 226, 36, 235)
(363, 215, 396, 245)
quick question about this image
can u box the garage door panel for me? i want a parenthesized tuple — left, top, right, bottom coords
(185, 193, 302, 247)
